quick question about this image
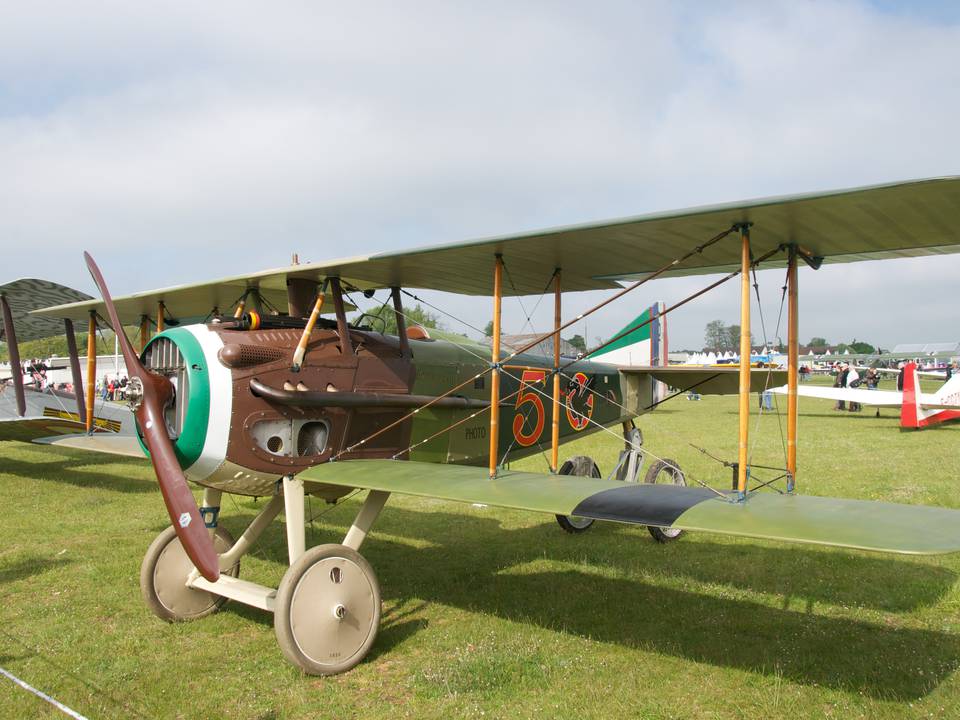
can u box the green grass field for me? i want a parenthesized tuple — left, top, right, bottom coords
(2, 378, 959, 719)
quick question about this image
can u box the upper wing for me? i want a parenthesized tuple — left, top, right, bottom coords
(769, 384, 903, 407)
(31, 177, 960, 309)
(0, 278, 92, 341)
(30, 276, 355, 327)
(300, 459, 960, 555)
(623, 366, 787, 395)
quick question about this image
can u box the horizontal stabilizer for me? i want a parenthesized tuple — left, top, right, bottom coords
(32, 433, 146, 459)
(623, 367, 787, 395)
(300, 459, 960, 555)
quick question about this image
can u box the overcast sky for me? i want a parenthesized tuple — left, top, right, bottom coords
(2, 1, 959, 350)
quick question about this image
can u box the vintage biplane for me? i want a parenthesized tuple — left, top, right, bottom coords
(0, 278, 137, 441)
(21, 175, 960, 676)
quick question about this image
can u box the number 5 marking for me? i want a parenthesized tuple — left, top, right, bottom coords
(513, 369, 547, 447)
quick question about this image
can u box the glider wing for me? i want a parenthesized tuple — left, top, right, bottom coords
(770, 385, 904, 407)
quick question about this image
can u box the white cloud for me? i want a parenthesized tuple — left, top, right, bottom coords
(1, 1, 958, 348)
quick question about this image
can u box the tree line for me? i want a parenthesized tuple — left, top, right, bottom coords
(703, 321, 876, 353)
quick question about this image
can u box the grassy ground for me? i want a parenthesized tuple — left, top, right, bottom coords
(2, 376, 959, 719)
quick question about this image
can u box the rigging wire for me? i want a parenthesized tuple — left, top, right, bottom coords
(745, 260, 790, 476)
(333, 226, 757, 460)
(356, 262, 743, 469)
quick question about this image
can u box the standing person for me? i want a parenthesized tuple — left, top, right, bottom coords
(865, 367, 878, 389)
(896, 362, 906, 391)
(834, 364, 847, 411)
(846, 364, 861, 412)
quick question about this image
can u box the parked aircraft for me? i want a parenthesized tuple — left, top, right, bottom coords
(13, 175, 960, 675)
(771, 362, 960, 429)
(0, 278, 137, 441)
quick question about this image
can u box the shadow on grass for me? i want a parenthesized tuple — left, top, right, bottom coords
(225, 506, 957, 615)
(0, 554, 72, 585)
(462, 568, 959, 699)
(241, 502, 960, 698)
(0, 456, 155, 493)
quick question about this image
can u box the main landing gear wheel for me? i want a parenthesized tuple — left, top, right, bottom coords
(555, 456, 601, 534)
(141, 525, 239, 622)
(274, 544, 381, 676)
(644, 458, 686, 543)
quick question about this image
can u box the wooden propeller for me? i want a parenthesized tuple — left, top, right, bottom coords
(84, 252, 219, 582)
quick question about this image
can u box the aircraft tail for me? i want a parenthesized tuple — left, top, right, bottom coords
(900, 363, 960, 429)
(590, 302, 668, 404)
(588, 302, 668, 367)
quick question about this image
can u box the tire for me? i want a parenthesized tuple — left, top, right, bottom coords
(644, 458, 686, 543)
(274, 544, 381, 676)
(140, 525, 239, 622)
(555, 456, 601, 534)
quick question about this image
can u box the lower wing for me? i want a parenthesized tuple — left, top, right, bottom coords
(300, 459, 960, 555)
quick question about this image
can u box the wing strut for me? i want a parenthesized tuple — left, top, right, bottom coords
(64, 318, 86, 422)
(330, 277, 354, 355)
(139, 314, 150, 353)
(488, 254, 503, 478)
(391, 287, 411, 359)
(551, 268, 562, 472)
(85, 310, 97, 433)
(291, 279, 328, 372)
(786, 246, 799, 489)
(736, 224, 752, 497)
(0, 292, 26, 416)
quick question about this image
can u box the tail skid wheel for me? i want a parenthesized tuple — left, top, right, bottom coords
(141, 525, 239, 622)
(555, 456, 601, 534)
(274, 544, 381, 676)
(645, 458, 686, 543)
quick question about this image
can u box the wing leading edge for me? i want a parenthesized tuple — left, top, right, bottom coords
(29, 176, 960, 305)
(300, 459, 960, 555)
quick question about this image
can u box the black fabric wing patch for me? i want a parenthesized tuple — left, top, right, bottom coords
(571, 483, 719, 527)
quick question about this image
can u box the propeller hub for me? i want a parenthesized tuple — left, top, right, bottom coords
(126, 376, 144, 410)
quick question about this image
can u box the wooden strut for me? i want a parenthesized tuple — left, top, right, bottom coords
(786, 246, 799, 490)
(736, 225, 752, 497)
(551, 269, 562, 473)
(86, 311, 97, 433)
(488, 255, 504, 478)
(156, 302, 165, 333)
(291, 280, 328, 372)
(0, 294, 26, 417)
(233, 290, 247, 319)
(64, 319, 86, 422)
